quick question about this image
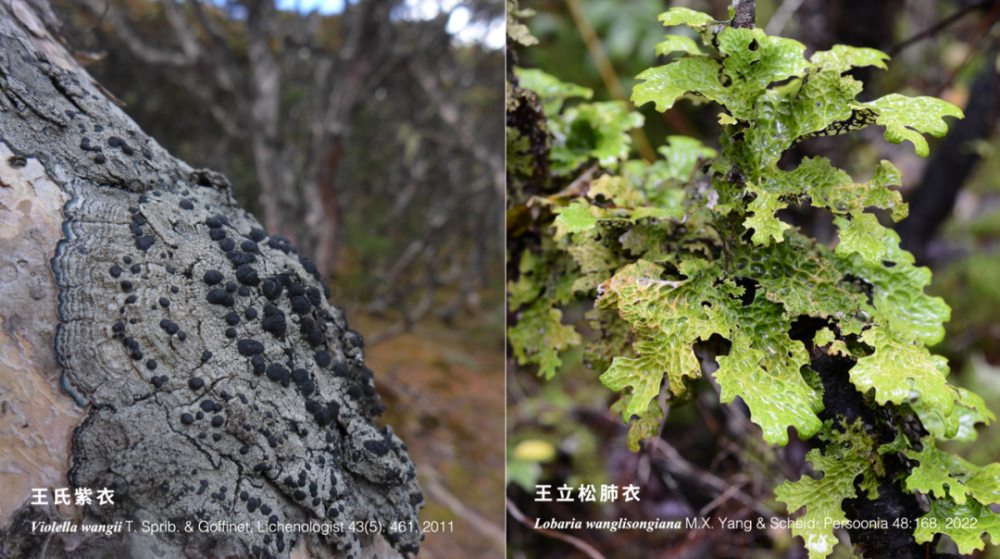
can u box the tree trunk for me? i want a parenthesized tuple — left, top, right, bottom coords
(0, 2, 422, 558)
(897, 47, 1000, 263)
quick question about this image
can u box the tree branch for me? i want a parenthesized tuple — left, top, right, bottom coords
(646, 437, 776, 519)
(160, 0, 202, 60)
(506, 497, 607, 559)
(186, 0, 241, 94)
(409, 57, 505, 196)
(763, 0, 804, 36)
(421, 470, 505, 552)
(79, 0, 193, 66)
(731, 0, 755, 29)
(888, 0, 994, 56)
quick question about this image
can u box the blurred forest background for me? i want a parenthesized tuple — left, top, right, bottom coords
(507, 0, 1000, 557)
(47, 0, 505, 556)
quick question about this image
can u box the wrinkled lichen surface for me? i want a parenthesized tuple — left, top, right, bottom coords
(0, 2, 423, 558)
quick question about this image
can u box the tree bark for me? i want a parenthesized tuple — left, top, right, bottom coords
(731, 0, 755, 29)
(0, 2, 422, 558)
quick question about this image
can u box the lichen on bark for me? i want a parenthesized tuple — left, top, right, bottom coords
(0, 1, 423, 558)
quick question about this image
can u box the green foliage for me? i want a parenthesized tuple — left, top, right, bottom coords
(914, 497, 1000, 554)
(508, 301, 581, 380)
(915, 386, 996, 442)
(865, 95, 965, 157)
(507, 6, 996, 557)
(849, 324, 956, 419)
(654, 35, 702, 58)
(610, 395, 663, 452)
(507, 244, 581, 379)
(903, 437, 1000, 505)
(515, 69, 640, 176)
(835, 229, 951, 345)
(550, 101, 644, 173)
(514, 68, 593, 115)
(553, 201, 600, 235)
(657, 136, 717, 181)
(774, 421, 882, 559)
(506, 129, 535, 177)
(597, 258, 824, 446)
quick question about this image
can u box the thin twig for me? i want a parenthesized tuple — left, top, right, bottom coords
(763, 0, 805, 36)
(549, 164, 598, 199)
(79, 0, 192, 66)
(664, 108, 698, 137)
(421, 471, 505, 552)
(161, 0, 202, 60)
(88, 0, 109, 33)
(364, 321, 408, 347)
(506, 497, 607, 559)
(647, 437, 776, 519)
(699, 479, 748, 516)
(649, 442, 697, 515)
(410, 58, 504, 196)
(888, 0, 994, 56)
(988, 47, 1000, 139)
(563, 0, 656, 163)
(934, 1, 1000, 97)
